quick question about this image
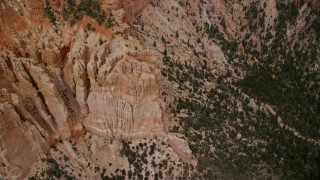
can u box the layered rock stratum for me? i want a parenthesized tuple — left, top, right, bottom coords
(0, 0, 193, 179)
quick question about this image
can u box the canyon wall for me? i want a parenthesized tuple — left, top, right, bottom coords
(0, 0, 193, 178)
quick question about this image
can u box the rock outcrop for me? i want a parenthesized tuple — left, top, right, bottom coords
(0, 88, 47, 179)
(0, 0, 193, 178)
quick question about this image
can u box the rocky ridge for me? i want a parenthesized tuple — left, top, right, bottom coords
(0, 0, 194, 179)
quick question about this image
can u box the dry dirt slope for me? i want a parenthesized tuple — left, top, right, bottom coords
(134, 0, 319, 178)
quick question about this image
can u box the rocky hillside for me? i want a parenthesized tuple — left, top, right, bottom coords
(0, 0, 319, 179)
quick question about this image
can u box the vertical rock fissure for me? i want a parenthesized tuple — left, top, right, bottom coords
(20, 63, 58, 128)
(60, 46, 70, 69)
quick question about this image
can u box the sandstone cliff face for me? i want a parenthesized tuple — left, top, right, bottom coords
(84, 49, 166, 138)
(0, 89, 47, 179)
(0, 0, 193, 178)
